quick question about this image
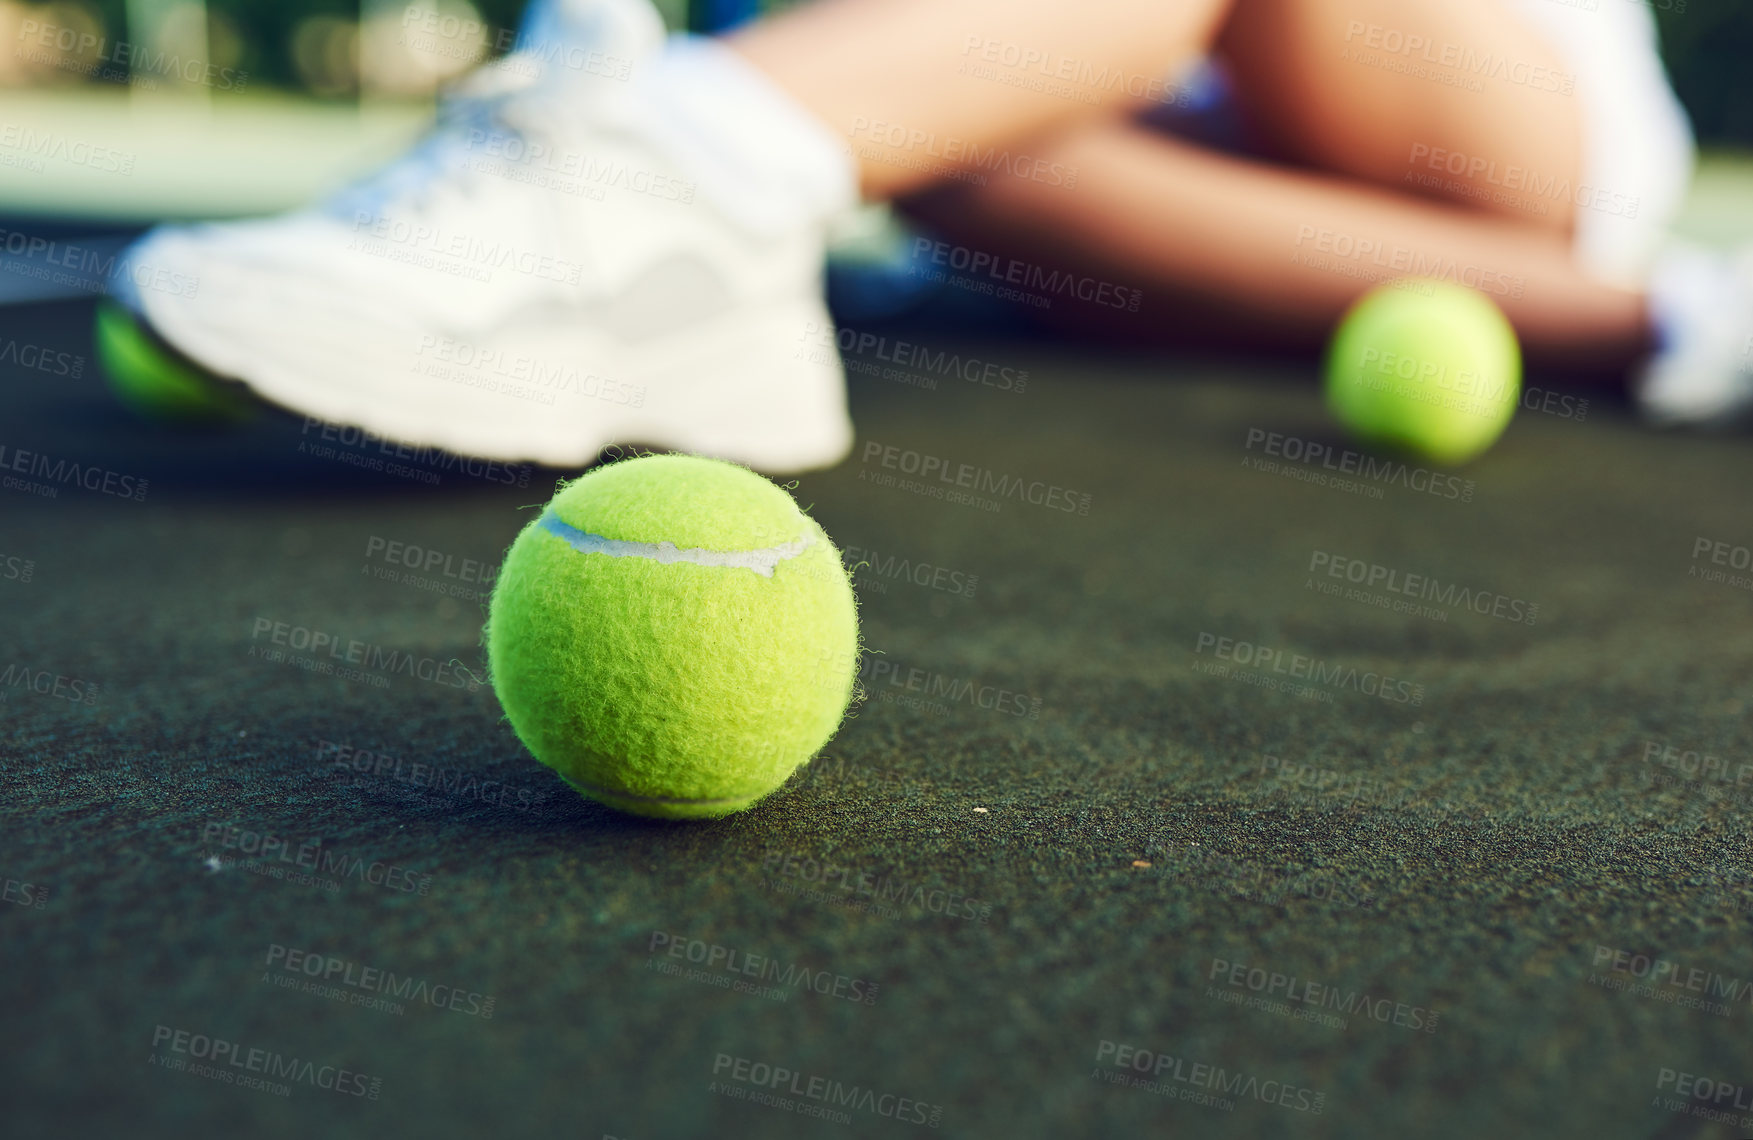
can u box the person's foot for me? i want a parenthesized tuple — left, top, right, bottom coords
(1636, 245, 1753, 427)
(106, 0, 860, 473)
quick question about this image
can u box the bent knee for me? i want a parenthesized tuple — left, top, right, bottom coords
(1220, 0, 1584, 235)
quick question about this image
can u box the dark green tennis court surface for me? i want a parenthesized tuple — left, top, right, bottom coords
(4, 293, 1753, 1139)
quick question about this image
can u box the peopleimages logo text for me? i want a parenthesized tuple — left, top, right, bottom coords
(860, 441, 1092, 514)
(911, 238, 1141, 311)
(1194, 632, 1425, 706)
(1244, 429, 1473, 501)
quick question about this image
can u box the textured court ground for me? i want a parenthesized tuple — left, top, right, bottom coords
(4, 282, 1753, 1138)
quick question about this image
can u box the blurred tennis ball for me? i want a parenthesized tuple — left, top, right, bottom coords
(95, 302, 256, 425)
(1324, 279, 1521, 466)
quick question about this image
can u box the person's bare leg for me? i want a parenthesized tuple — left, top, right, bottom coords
(905, 123, 1650, 373)
(897, 0, 1651, 373)
(730, 0, 1232, 200)
(1217, 0, 1585, 234)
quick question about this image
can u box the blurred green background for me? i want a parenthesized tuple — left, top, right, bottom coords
(2, 0, 1749, 145)
(1651, 0, 1753, 146)
(0, 0, 1747, 227)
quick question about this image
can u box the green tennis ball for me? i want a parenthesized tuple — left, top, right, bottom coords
(94, 302, 255, 425)
(1324, 279, 1521, 466)
(487, 454, 861, 820)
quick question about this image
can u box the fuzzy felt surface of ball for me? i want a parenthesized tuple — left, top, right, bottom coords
(487, 454, 860, 819)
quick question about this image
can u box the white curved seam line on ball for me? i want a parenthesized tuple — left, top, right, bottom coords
(538, 509, 813, 578)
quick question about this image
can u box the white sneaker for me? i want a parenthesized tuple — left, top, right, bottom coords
(108, 0, 859, 474)
(1636, 245, 1753, 427)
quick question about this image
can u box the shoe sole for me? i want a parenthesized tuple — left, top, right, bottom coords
(116, 293, 854, 475)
